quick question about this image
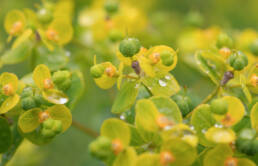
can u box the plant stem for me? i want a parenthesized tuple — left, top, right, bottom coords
(200, 86, 221, 104)
(72, 120, 99, 138)
(123, 74, 139, 79)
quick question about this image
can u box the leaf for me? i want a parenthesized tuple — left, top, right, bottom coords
(142, 73, 180, 97)
(47, 105, 72, 132)
(117, 62, 124, 90)
(65, 71, 85, 109)
(113, 147, 137, 166)
(128, 125, 146, 146)
(203, 144, 233, 166)
(4, 10, 26, 35)
(195, 51, 226, 85)
(42, 89, 69, 105)
(161, 138, 197, 166)
(0, 72, 19, 92)
(191, 104, 216, 146)
(135, 99, 160, 132)
(213, 96, 245, 127)
(33, 64, 51, 89)
(250, 103, 258, 131)
(1, 40, 33, 65)
(33, 46, 69, 71)
(12, 29, 33, 49)
(238, 158, 256, 166)
(136, 153, 160, 166)
(0, 117, 12, 153)
(111, 81, 139, 114)
(18, 108, 41, 133)
(205, 127, 236, 144)
(150, 96, 182, 123)
(0, 94, 20, 114)
(101, 118, 130, 147)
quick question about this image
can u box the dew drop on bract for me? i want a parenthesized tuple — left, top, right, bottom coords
(159, 80, 167, 87)
(42, 89, 69, 104)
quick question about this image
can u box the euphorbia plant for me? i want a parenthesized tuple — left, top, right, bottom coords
(89, 35, 257, 166)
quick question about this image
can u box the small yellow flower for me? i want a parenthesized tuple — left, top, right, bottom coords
(46, 28, 59, 41)
(250, 74, 257, 87)
(111, 139, 123, 155)
(39, 111, 50, 123)
(10, 21, 23, 35)
(2, 83, 14, 96)
(160, 151, 175, 166)
(149, 52, 160, 64)
(43, 78, 54, 89)
(105, 65, 116, 77)
(224, 157, 238, 166)
(156, 114, 174, 129)
(219, 47, 231, 58)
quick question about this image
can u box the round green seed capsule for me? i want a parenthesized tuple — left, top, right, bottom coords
(41, 128, 56, 138)
(52, 120, 63, 134)
(216, 33, 233, 49)
(90, 64, 105, 78)
(89, 136, 112, 160)
(21, 97, 37, 110)
(229, 51, 248, 71)
(37, 8, 53, 24)
(249, 39, 258, 56)
(43, 118, 55, 129)
(160, 50, 174, 66)
(53, 70, 71, 90)
(210, 98, 228, 115)
(119, 38, 141, 57)
(172, 94, 192, 117)
(104, 0, 119, 15)
(21, 87, 33, 98)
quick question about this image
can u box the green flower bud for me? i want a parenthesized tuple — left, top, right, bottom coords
(53, 70, 72, 91)
(160, 50, 174, 66)
(34, 93, 53, 106)
(104, 0, 119, 15)
(41, 128, 56, 139)
(216, 33, 233, 49)
(37, 8, 53, 24)
(238, 128, 256, 140)
(185, 11, 204, 27)
(172, 94, 192, 117)
(90, 64, 105, 78)
(21, 87, 33, 98)
(21, 97, 37, 110)
(210, 98, 228, 115)
(236, 128, 257, 155)
(43, 118, 55, 129)
(249, 39, 258, 56)
(229, 51, 248, 71)
(89, 136, 112, 160)
(52, 120, 63, 134)
(252, 139, 258, 154)
(108, 29, 123, 42)
(119, 38, 141, 57)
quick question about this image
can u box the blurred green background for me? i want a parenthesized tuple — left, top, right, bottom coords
(0, 0, 258, 165)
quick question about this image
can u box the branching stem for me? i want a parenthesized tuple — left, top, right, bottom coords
(72, 120, 99, 138)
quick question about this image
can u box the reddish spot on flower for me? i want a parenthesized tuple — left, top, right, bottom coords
(2, 84, 14, 96)
(111, 139, 123, 155)
(160, 151, 175, 166)
(149, 52, 160, 64)
(224, 157, 238, 166)
(43, 78, 54, 89)
(105, 65, 116, 77)
(219, 47, 231, 58)
(39, 111, 50, 123)
(250, 74, 257, 87)
(221, 114, 234, 127)
(156, 114, 174, 129)
(10, 21, 23, 35)
(46, 28, 59, 41)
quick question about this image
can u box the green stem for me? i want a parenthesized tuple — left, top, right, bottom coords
(72, 120, 99, 138)
(200, 86, 221, 104)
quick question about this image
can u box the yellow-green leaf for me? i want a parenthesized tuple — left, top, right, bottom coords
(12, 29, 33, 49)
(0, 117, 12, 153)
(238, 158, 256, 166)
(4, 10, 26, 35)
(33, 64, 51, 89)
(0, 94, 20, 114)
(136, 153, 160, 166)
(0, 72, 19, 92)
(250, 103, 258, 131)
(47, 105, 72, 132)
(18, 108, 41, 133)
(150, 96, 182, 123)
(113, 147, 137, 166)
(142, 73, 180, 97)
(42, 89, 69, 105)
(111, 81, 139, 114)
(101, 118, 130, 147)
(205, 127, 236, 144)
(203, 144, 233, 166)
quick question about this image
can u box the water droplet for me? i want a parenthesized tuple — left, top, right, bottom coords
(190, 125, 195, 131)
(120, 115, 125, 120)
(201, 129, 207, 134)
(43, 89, 69, 104)
(159, 80, 167, 87)
(214, 123, 223, 128)
(165, 75, 171, 80)
(135, 84, 140, 88)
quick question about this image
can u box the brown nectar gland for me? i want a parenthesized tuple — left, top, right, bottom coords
(111, 139, 123, 155)
(149, 52, 160, 64)
(160, 151, 175, 166)
(224, 157, 238, 166)
(219, 47, 231, 58)
(221, 114, 234, 127)
(156, 114, 174, 129)
(10, 21, 23, 35)
(43, 78, 54, 89)
(39, 111, 50, 123)
(46, 29, 59, 41)
(2, 84, 14, 96)
(105, 65, 116, 77)
(250, 74, 257, 87)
